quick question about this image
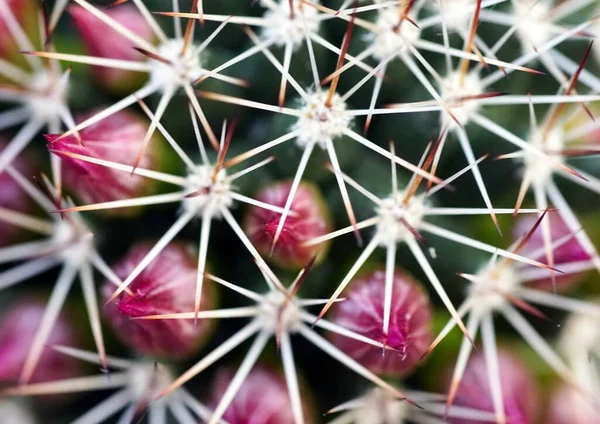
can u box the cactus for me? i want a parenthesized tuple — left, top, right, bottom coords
(0, 0, 599, 423)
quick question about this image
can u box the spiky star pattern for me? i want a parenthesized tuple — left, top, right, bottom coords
(0, 0, 599, 423)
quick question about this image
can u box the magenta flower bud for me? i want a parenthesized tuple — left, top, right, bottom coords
(0, 139, 32, 246)
(513, 214, 591, 290)
(46, 109, 161, 217)
(208, 365, 314, 424)
(447, 351, 539, 424)
(546, 384, 600, 424)
(0, 300, 80, 384)
(244, 181, 332, 269)
(69, 4, 154, 92)
(329, 269, 433, 377)
(102, 241, 216, 360)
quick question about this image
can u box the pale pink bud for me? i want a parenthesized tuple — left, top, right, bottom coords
(329, 269, 433, 377)
(0, 299, 80, 384)
(68, 4, 154, 92)
(102, 241, 216, 360)
(0, 139, 32, 247)
(244, 181, 332, 269)
(208, 365, 315, 424)
(546, 383, 600, 424)
(513, 214, 591, 290)
(447, 351, 539, 424)
(46, 109, 160, 217)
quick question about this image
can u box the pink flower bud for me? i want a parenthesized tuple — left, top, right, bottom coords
(102, 241, 216, 360)
(329, 269, 433, 377)
(46, 109, 161, 217)
(546, 383, 600, 424)
(68, 4, 154, 92)
(447, 351, 539, 424)
(0, 299, 80, 384)
(208, 365, 314, 424)
(0, 139, 32, 247)
(513, 214, 591, 290)
(244, 181, 332, 269)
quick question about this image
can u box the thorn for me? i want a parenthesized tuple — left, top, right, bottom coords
(399, 217, 428, 246)
(458, 0, 483, 85)
(499, 208, 563, 273)
(277, 42, 293, 108)
(32, 174, 55, 205)
(325, 1, 357, 108)
(491, 212, 502, 237)
(543, 42, 594, 138)
(579, 103, 596, 123)
(288, 256, 317, 299)
(445, 105, 464, 129)
(311, 311, 324, 329)
(352, 220, 363, 247)
(132, 47, 173, 65)
(181, 0, 200, 56)
(107, 0, 129, 8)
(513, 176, 531, 217)
(420, 338, 439, 361)
(516, 208, 549, 254)
(445, 377, 461, 420)
(495, 153, 514, 161)
(322, 163, 363, 247)
(404, 397, 424, 410)
(184, 187, 210, 198)
(559, 148, 600, 158)
(132, 399, 151, 424)
(394, 0, 417, 31)
(458, 91, 508, 102)
(425, 131, 447, 192)
(268, 237, 277, 258)
(505, 294, 549, 322)
(100, 366, 111, 381)
(363, 113, 373, 135)
(404, 136, 443, 205)
(557, 163, 589, 182)
(40, 0, 52, 46)
(212, 118, 238, 182)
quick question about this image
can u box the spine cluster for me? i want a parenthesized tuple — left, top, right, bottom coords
(0, 1, 599, 423)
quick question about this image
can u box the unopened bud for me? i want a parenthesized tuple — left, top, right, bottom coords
(47, 109, 162, 217)
(208, 365, 315, 424)
(329, 268, 433, 376)
(513, 214, 591, 290)
(546, 383, 600, 424)
(69, 4, 155, 93)
(0, 299, 80, 384)
(446, 350, 539, 424)
(102, 241, 216, 360)
(244, 181, 332, 269)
